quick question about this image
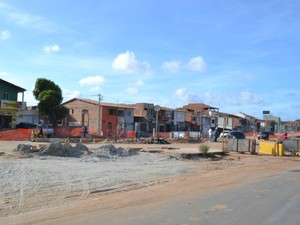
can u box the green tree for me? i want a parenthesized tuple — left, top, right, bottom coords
(33, 78, 68, 127)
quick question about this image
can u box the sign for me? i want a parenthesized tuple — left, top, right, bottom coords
(154, 105, 160, 112)
(0, 100, 18, 109)
(263, 110, 270, 114)
(69, 121, 81, 126)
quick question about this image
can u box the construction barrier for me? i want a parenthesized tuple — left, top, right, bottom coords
(259, 141, 284, 156)
(0, 129, 32, 141)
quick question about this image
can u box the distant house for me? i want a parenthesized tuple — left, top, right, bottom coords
(0, 79, 26, 128)
(132, 103, 156, 133)
(62, 98, 135, 137)
(234, 112, 257, 133)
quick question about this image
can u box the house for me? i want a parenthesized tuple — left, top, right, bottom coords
(62, 98, 135, 137)
(182, 103, 217, 132)
(132, 103, 156, 133)
(0, 79, 26, 128)
(172, 108, 186, 131)
(234, 112, 257, 133)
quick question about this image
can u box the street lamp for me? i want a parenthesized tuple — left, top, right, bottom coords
(154, 105, 160, 138)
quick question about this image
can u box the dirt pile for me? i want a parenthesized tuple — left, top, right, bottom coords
(91, 144, 138, 158)
(15, 143, 139, 158)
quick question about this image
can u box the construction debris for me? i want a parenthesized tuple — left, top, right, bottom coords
(15, 143, 139, 158)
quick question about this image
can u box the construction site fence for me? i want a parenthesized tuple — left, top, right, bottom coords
(227, 139, 257, 153)
(171, 131, 207, 139)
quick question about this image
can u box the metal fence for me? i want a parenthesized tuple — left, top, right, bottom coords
(226, 138, 257, 153)
(282, 139, 300, 155)
(226, 138, 300, 155)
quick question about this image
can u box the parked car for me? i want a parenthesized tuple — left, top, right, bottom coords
(228, 130, 245, 139)
(257, 131, 274, 140)
(219, 130, 230, 138)
(16, 122, 37, 129)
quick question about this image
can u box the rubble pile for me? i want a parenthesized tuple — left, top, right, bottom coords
(15, 143, 91, 157)
(138, 137, 171, 144)
(16, 144, 35, 157)
(15, 143, 138, 158)
(91, 144, 138, 158)
(38, 143, 90, 157)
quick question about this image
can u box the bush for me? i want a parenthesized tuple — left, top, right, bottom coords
(199, 144, 210, 156)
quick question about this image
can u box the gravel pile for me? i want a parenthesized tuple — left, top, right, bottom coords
(15, 143, 139, 158)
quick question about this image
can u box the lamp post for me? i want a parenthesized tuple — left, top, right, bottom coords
(154, 105, 160, 138)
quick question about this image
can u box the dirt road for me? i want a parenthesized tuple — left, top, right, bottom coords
(0, 140, 299, 225)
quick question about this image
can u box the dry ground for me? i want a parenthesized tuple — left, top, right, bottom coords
(0, 140, 299, 225)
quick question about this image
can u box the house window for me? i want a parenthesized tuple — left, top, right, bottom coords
(108, 109, 117, 115)
(3, 93, 8, 99)
(118, 110, 124, 117)
(69, 109, 74, 114)
(127, 110, 132, 117)
(211, 119, 215, 125)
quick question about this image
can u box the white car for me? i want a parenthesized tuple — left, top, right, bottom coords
(219, 130, 230, 138)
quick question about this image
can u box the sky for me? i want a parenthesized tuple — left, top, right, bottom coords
(1, 0, 300, 121)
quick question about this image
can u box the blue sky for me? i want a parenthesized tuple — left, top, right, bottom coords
(1, 0, 300, 121)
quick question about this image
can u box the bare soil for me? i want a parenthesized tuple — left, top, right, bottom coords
(0, 140, 299, 225)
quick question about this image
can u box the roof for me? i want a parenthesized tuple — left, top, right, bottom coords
(0, 79, 26, 92)
(62, 98, 135, 109)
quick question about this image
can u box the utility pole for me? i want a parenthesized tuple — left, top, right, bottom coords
(98, 94, 103, 136)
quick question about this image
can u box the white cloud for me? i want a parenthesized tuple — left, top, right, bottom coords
(161, 61, 181, 73)
(239, 91, 263, 104)
(0, 71, 8, 78)
(0, 2, 54, 32)
(112, 51, 150, 74)
(174, 88, 200, 102)
(79, 75, 106, 86)
(203, 91, 220, 105)
(230, 90, 263, 105)
(43, 44, 60, 53)
(89, 86, 101, 93)
(186, 56, 207, 72)
(63, 89, 80, 101)
(135, 80, 144, 87)
(126, 87, 139, 95)
(0, 30, 10, 40)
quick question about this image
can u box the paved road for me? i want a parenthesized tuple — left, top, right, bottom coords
(69, 169, 300, 225)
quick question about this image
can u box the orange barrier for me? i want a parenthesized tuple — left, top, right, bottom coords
(0, 129, 32, 141)
(126, 130, 136, 139)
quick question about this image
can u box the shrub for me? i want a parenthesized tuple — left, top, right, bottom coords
(199, 144, 210, 156)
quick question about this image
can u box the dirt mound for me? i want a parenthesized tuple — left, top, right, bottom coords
(91, 144, 139, 158)
(15, 143, 91, 157)
(38, 143, 91, 157)
(15, 143, 139, 158)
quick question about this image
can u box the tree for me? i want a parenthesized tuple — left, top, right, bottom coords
(33, 78, 68, 127)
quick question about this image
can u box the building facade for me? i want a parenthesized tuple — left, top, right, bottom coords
(0, 79, 26, 128)
(62, 98, 135, 137)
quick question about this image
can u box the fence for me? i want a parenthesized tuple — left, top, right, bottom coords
(282, 139, 300, 155)
(226, 138, 257, 153)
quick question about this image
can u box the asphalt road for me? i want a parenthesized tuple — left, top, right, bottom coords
(69, 169, 300, 225)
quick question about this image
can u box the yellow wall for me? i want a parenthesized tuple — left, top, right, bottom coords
(259, 141, 284, 156)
